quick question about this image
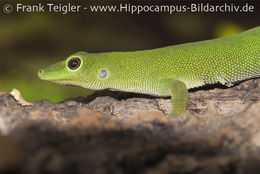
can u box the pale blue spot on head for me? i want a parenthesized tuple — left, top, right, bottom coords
(99, 70, 107, 79)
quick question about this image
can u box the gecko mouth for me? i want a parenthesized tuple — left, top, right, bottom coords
(38, 69, 67, 82)
(38, 69, 81, 87)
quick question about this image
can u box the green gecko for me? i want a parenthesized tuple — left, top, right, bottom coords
(38, 26, 260, 116)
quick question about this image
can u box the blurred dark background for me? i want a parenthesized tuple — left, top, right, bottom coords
(0, 0, 259, 102)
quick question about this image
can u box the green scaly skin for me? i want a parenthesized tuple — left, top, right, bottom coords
(38, 26, 260, 116)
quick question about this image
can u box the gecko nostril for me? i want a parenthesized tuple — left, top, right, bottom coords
(38, 69, 44, 76)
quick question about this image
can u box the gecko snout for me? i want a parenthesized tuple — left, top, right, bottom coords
(38, 69, 44, 78)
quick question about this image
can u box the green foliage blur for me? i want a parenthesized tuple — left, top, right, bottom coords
(0, 0, 259, 102)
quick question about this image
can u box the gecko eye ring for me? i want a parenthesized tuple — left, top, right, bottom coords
(68, 57, 81, 70)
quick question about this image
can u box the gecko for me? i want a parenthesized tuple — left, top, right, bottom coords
(38, 26, 260, 116)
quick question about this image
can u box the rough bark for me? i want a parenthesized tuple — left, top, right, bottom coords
(0, 79, 260, 174)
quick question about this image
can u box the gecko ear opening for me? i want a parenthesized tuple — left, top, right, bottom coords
(68, 57, 81, 70)
(98, 70, 108, 79)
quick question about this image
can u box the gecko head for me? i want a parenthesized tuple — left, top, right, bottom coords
(38, 51, 90, 87)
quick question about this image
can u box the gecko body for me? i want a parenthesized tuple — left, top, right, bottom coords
(38, 26, 260, 116)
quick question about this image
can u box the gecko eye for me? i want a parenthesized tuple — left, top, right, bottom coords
(68, 58, 81, 70)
